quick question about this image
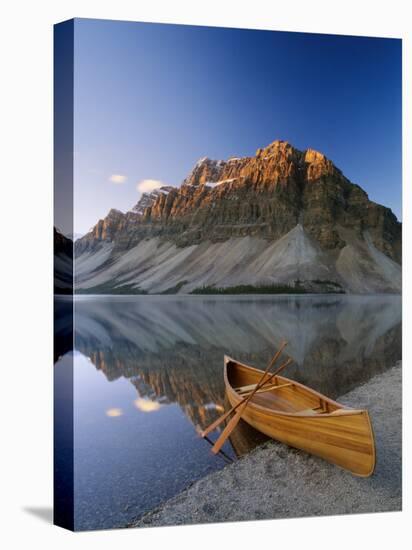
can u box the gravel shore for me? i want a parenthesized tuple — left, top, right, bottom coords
(132, 362, 402, 528)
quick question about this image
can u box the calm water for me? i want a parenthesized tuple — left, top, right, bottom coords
(54, 294, 401, 530)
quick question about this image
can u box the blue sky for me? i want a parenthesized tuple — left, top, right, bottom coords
(73, 18, 402, 235)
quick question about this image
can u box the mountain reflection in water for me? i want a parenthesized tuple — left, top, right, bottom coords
(74, 294, 401, 401)
(54, 294, 401, 529)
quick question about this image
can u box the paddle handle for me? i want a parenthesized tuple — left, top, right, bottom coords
(253, 357, 293, 393)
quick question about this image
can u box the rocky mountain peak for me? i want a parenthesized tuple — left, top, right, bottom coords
(182, 157, 227, 187)
(304, 148, 325, 163)
(83, 208, 126, 247)
(180, 139, 343, 190)
(256, 139, 293, 157)
(304, 148, 338, 181)
(132, 186, 175, 215)
(107, 208, 124, 219)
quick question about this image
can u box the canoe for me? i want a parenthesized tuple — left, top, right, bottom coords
(224, 355, 376, 477)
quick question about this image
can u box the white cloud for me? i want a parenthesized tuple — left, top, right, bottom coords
(137, 179, 165, 193)
(109, 174, 127, 184)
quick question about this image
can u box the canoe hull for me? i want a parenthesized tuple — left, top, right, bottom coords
(224, 357, 376, 477)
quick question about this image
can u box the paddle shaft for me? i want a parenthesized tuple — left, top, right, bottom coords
(211, 404, 247, 454)
(211, 357, 293, 454)
(200, 342, 288, 438)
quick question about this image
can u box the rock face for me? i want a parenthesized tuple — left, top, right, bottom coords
(54, 227, 73, 294)
(75, 140, 402, 294)
(131, 186, 175, 215)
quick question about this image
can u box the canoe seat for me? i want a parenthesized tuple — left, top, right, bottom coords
(299, 406, 326, 415)
(236, 382, 292, 395)
(235, 383, 258, 394)
(299, 408, 319, 415)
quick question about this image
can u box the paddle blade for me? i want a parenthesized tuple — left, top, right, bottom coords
(211, 404, 245, 454)
(200, 407, 235, 438)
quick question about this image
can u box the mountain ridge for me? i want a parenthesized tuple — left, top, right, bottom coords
(74, 139, 401, 294)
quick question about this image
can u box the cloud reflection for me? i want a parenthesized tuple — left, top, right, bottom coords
(134, 398, 162, 413)
(106, 408, 123, 417)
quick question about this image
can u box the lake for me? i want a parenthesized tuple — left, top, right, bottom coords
(54, 294, 401, 530)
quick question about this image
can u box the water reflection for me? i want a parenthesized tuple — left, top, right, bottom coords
(73, 294, 401, 410)
(54, 295, 401, 529)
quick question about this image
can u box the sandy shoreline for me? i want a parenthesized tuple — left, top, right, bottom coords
(131, 362, 402, 528)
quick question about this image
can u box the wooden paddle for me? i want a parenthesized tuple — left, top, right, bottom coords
(211, 356, 293, 454)
(200, 341, 288, 438)
(201, 358, 292, 438)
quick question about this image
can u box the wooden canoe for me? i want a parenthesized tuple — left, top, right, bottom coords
(224, 355, 376, 477)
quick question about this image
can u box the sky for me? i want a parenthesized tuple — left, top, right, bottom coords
(73, 18, 402, 235)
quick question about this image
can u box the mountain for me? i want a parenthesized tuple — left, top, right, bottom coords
(74, 140, 402, 294)
(131, 186, 175, 215)
(64, 232, 84, 242)
(54, 227, 73, 294)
